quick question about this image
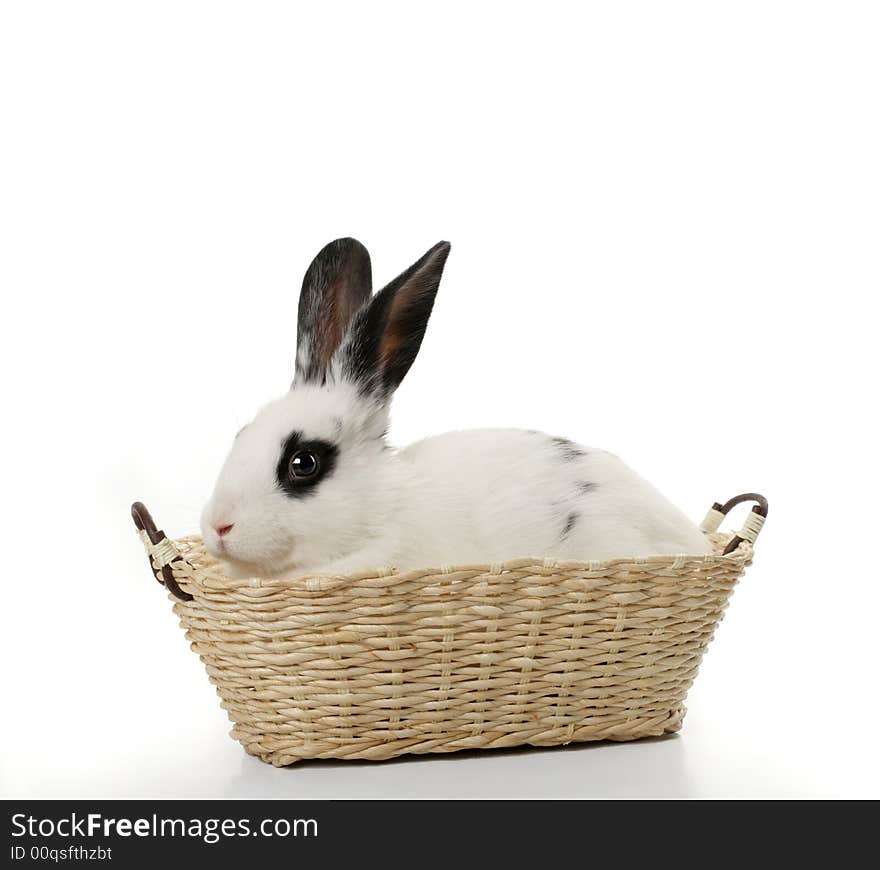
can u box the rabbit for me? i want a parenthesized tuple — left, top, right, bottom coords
(201, 237, 712, 579)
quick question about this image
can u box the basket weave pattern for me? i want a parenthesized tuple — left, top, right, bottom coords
(155, 533, 752, 766)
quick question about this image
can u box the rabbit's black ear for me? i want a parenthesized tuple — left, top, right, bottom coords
(295, 238, 372, 384)
(342, 241, 450, 396)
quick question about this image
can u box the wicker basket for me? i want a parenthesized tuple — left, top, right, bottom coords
(131, 493, 767, 766)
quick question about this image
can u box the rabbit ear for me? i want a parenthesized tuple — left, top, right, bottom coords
(341, 241, 450, 397)
(295, 238, 372, 384)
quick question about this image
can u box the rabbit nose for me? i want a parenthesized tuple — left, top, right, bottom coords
(215, 523, 234, 537)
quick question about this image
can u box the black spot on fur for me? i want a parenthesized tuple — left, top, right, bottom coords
(561, 511, 579, 540)
(551, 436, 587, 461)
(577, 481, 597, 493)
(275, 430, 339, 498)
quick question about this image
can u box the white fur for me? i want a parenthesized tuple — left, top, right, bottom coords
(202, 387, 711, 579)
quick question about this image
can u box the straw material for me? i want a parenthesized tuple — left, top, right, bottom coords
(146, 531, 755, 766)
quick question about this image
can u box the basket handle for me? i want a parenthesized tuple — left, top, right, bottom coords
(699, 492, 769, 555)
(131, 502, 194, 601)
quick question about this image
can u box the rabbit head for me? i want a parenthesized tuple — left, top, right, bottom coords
(200, 237, 450, 578)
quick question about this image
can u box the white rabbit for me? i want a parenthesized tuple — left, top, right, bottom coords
(201, 238, 711, 579)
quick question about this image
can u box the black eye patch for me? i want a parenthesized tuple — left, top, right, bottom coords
(275, 430, 339, 498)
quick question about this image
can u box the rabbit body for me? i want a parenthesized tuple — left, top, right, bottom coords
(387, 429, 710, 571)
(201, 239, 710, 579)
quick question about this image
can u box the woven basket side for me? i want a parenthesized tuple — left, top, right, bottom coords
(167, 541, 748, 765)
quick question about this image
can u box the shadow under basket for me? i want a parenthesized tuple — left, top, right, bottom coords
(132, 493, 767, 767)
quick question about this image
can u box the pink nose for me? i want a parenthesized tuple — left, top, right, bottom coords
(215, 523, 234, 538)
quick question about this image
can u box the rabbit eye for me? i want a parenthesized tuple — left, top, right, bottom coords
(289, 450, 320, 479)
(276, 433, 338, 497)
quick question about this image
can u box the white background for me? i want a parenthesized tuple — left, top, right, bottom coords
(1, 2, 877, 798)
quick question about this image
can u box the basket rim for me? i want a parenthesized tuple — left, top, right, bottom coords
(168, 532, 752, 596)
